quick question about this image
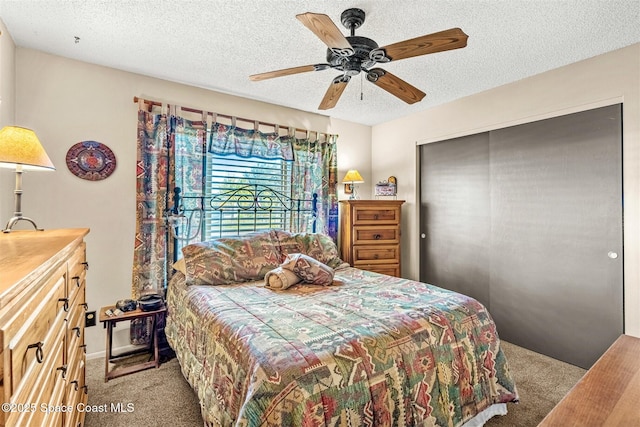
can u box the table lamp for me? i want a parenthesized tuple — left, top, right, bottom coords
(342, 169, 364, 200)
(0, 126, 55, 232)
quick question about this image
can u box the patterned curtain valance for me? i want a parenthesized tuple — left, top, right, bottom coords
(208, 122, 294, 161)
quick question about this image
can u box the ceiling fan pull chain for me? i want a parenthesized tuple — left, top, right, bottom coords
(360, 72, 364, 101)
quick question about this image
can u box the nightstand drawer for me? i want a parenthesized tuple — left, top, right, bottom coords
(353, 226, 399, 245)
(360, 264, 400, 277)
(353, 245, 399, 264)
(352, 205, 400, 225)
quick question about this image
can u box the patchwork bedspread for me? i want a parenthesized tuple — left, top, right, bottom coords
(165, 267, 518, 426)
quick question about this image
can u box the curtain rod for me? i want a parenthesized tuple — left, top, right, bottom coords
(133, 96, 336, 139)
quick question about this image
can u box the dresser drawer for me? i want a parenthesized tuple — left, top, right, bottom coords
(353, 226, 399, 245)
(353, 245, 399, 264)
(6, 269, 67, 396)
(9, 323, 66, 427)
(14, 366, 66, 427)
(352, 205, 400, 225)
(67, 243, 87, 304)
(64, 357, 87, 427)
(66, 292, 86, 368)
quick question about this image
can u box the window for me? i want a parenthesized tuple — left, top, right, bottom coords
(173, 153, 296, 247)
(205, 153, 293, 238)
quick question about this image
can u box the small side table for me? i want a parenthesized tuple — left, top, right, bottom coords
(99, 304, 167, 382)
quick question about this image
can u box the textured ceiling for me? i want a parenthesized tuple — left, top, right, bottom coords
(0, 1, 639, 126)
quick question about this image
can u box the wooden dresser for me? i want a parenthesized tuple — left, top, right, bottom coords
(339, 200, 404, 277)
(0, 228, 89, 427)
(539, 334, 640, 426)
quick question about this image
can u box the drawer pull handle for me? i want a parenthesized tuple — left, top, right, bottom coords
(81, 303, 89, 311)
(73, 276, 81, 287)
(59, 297, 70, 312)
(374, 234, 381, 240)
(373, 214, 379, 220)
(70, 380, 79, 391)
(374, 254, 380, 259)
(82, 385, 88, 394)
(80, 344, 87, 354)
(72, 327, 81, 338)
(81, 261, 89, 270)
(56, 365, 67, 379)
(27, 342, 44, 363)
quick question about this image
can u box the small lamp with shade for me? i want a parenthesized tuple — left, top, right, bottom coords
(0, 126, 55, 233)
(342, 169, 364, 200)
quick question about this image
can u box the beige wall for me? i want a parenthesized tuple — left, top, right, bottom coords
(11, 48, 371, 356)
(0, 19, 16, 216)
(372, 43, 640, 337)
(0, 20, 15, 126)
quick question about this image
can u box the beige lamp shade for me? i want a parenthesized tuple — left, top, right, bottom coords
(0, 126, 55, 171)
(342, 169, 364, 184)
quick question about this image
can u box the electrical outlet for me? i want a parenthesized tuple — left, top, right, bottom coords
(85, 310, 96, 327)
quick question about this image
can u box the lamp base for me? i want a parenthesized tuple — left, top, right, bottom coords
(349, 186, 359, 200)
(3, 216, 43, 233)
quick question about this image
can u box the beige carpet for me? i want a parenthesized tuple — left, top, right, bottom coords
(85, 355, 201, 427)
(484, 341, 586, 426)
(85, 341, 586, 426)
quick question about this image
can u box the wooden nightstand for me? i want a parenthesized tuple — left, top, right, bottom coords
(99, 304, 166, 382)
(339, 199, 405, 277)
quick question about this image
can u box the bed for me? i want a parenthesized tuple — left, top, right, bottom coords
(164, 228, 518, 426)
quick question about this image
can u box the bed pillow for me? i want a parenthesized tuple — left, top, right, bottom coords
(181, 230, 281, 286)
(280, 253, 334, 286)
(275, 230, 345, 269)
(172, 258, 187, 275)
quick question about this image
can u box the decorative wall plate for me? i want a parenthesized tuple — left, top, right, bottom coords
(66, 141, 116, 181)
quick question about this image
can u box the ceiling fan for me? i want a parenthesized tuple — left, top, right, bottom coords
(250, 8, 468, 110)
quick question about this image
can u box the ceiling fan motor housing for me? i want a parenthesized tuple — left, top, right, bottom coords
(326, 36, 379, 73)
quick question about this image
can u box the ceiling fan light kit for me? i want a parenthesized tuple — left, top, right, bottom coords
(250, 8, 468, 110)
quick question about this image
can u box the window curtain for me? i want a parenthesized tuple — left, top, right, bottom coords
(171, 115, 207, 249)
(208, 124, 339, 239)
(131, 109, 204, 344)
(131, 110, 169, 301)
(284, 135, 338, 238)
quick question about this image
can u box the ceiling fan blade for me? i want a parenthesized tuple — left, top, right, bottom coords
(319, 76, 350, 110)
(296, 12, 354, 57)
(379, 27, 468, 61)
(367, 69, 425, 104)
(250, 64, 330, 81)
